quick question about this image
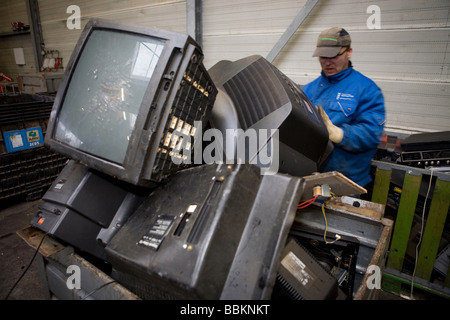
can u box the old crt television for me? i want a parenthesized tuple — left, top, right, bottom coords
(45, 19, 217, 187)
(105, 163, 304, 299)
(208, 55, 332, 177)
(30, 160, 147, 261)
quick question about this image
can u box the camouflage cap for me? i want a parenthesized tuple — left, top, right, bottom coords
(313, 27, 351, 58)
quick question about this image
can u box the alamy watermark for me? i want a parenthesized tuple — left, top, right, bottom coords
(367, 5, 381, 29)
(66, 265, 81, 290)
(366, 265, 382, 290)
(66, 4, 381, 30)
(65, 263, 382, 293)
(66, 5, 81, 30)
(166, 120, 280, 175)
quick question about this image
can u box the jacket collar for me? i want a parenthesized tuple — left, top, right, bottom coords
(321, 61, 354, 83)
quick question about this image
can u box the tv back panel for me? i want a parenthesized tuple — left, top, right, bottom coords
(105, 163, 304, 299)
(208, 55, 332, 177)
(272, 239, 339, 300)
(30, 160, 147, 260)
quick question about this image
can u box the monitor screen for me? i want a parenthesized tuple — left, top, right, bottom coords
(54, 30, 165, 165)
(45, 19, 217, 187)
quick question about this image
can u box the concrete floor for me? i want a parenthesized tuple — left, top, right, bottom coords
(1, 195, 408, 301)
(0, 197, 45, 300)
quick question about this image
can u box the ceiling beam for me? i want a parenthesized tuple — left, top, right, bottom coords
(266, 0, 319, 63)
(187, 0, 203, 47)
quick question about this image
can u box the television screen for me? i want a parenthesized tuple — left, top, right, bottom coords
(45, 19, 217, 187)
(54, 30, 164, 165)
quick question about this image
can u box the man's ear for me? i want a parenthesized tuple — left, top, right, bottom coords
(347, 47, 353, 59)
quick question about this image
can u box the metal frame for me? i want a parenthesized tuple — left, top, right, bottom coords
(17, 226, 139, 300)
(371, 160, 450, 298)
(293, 199, 393, 300)
(25, 0, 45, 72)
(266, 0, 320, 63)
(185, 0, 319, 60)
(186, 0, 202, 48)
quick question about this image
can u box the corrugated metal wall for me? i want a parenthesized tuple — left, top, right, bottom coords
(0, 0, 36, 79)
(1, 0, 449, 133)
(38, 0, 187, 69)
(202, 0, 450, 134)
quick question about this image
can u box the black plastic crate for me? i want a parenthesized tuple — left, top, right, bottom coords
(0, 93, 67, 201)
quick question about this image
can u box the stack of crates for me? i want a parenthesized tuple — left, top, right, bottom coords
(0, 93, 67, 201)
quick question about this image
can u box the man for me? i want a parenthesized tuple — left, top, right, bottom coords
(302, 27, 385, 188)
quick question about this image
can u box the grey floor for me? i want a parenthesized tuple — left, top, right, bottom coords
(0, 197, 45, 300)
(1, 196, 406, 301)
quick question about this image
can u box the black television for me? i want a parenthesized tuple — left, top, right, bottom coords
(45, 19, 217, 187)
(105, 163, 304, 299)
(208, 55, 332, 177)
(30, 160, 147, 261)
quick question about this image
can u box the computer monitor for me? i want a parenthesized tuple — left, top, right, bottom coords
(45, 19, 217, 187)
(208, 55, 332, 177)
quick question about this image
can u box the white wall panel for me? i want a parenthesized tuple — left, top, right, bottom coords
(202, 0, 450, 133)
(0, 0, 36, 79)
(37, 0, 186, 73)
(0, 36, 37, 78)
(378, 80, 450, 132)
(2, 0, 448, 133)
(202, 0, 309, 68)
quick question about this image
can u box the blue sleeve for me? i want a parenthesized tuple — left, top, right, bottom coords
(337, 84, 385, 153)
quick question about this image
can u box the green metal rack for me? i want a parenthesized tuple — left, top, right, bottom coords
(371, 160, 450, 298)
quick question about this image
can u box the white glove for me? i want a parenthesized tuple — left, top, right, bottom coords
(318, 106, 344, 143)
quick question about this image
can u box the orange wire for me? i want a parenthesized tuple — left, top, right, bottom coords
(297, 195, 319, 209)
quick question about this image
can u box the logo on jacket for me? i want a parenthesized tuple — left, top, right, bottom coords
(336, 92, 355, 100)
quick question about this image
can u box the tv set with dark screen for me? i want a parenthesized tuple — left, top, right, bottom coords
(105, 163, 305, 299)
(45, 19, 217, 187)
(208, 55, 333, 177)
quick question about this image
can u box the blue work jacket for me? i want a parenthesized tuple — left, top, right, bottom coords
(302, 65, 385, 187)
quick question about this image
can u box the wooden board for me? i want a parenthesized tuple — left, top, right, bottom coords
(301, 171, 367, 201)
(16, 226, 66, 257)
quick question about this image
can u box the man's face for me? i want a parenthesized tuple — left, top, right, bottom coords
(319, 47, 352, 76)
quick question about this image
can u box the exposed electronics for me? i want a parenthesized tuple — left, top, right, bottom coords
(291, 232, 358, 298)
(31, 19, 342, 300)
(208, 55, 332, 177)
(105, 163, 304, 299)
(400, 131, 450, 167)
(44, 19, 217, 187)
(30, 160, 148, 260)
(375, 134, 402, 164)
(401, 150, 450, 167)
(271, 238, 340, 300)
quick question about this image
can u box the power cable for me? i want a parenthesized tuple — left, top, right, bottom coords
(410, 167, 434, 299)
(4, 233, 47, 300)
(82, 280, 117, 300)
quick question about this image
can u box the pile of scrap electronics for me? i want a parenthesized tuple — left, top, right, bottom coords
(19, 19, 391, 300)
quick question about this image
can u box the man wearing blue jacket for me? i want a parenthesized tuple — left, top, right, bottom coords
(303, 27, 385, 188)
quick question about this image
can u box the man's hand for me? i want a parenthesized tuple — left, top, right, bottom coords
(318, 106, 344, 143)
